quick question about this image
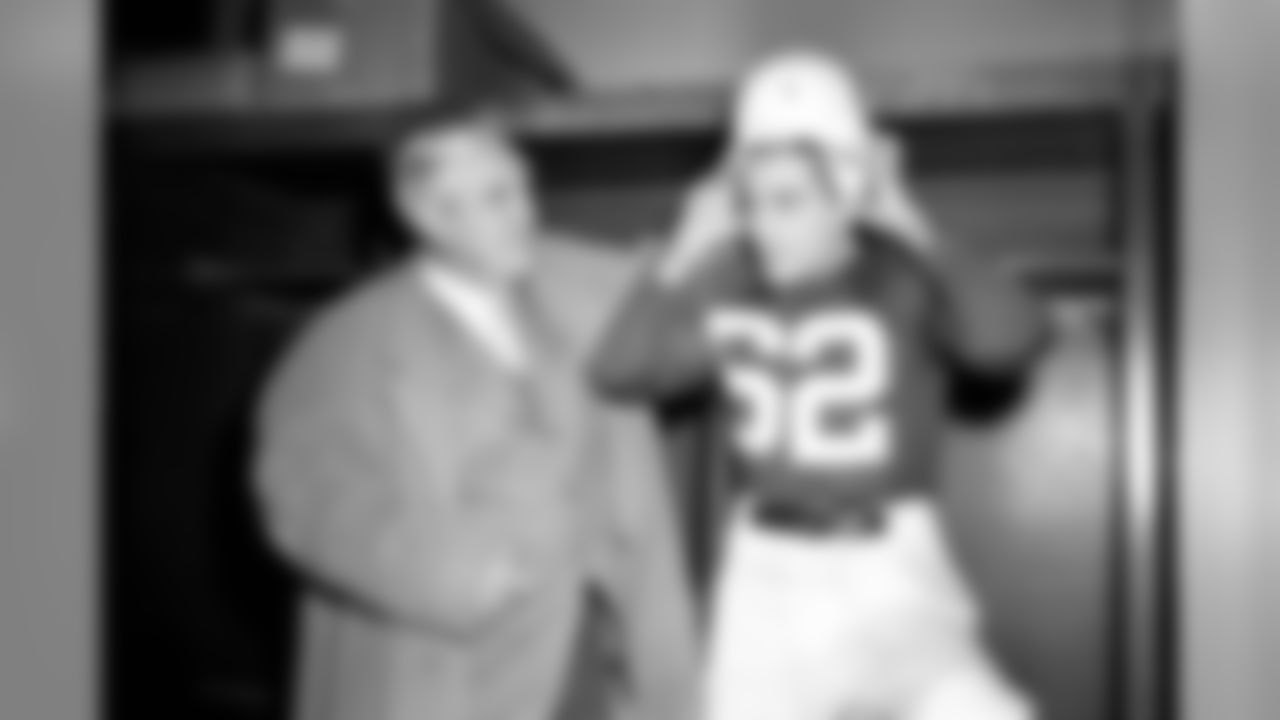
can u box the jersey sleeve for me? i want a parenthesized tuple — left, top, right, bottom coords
(930, 247, 1053, 376)
(589, 248, 749, 403)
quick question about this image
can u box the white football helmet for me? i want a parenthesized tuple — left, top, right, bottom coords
(726, 50, 877, 215)
(729, 49, 874, 154)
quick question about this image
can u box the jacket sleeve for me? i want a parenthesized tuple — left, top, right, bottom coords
(932, 248, 1054, 377)
(253, 314, 519, 638)
(595, 409, 702, 720)
(590, 254, 743, 403)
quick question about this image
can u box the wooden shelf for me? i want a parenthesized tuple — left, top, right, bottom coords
(110, 57, 1172, 160)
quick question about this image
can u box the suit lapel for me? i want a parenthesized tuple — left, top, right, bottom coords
(516, 281, 594, 442)
(405, 265, 589, 447)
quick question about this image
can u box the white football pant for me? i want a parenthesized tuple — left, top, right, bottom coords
(701, 498, 1035, 720)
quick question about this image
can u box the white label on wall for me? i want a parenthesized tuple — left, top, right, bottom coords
(275, 23, 345, 75)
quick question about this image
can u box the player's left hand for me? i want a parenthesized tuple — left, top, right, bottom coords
(657, 176, 742, 286)
(862, 133, 938, 254)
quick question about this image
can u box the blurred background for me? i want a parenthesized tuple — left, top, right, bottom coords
(105, 1, 1176, 719)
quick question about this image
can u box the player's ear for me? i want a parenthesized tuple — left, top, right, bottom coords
(860, 132, 937, 251)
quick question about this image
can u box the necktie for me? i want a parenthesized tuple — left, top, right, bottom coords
(508, 284, 561, 436)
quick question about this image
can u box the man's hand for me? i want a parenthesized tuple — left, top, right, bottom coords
(862, 134, 938, 253)
(656, 177, 741, 287)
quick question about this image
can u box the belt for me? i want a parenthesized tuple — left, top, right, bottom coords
(750, 499, 887, 537)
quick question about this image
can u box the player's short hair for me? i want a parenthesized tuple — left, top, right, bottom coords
(384, 99, 522, 189)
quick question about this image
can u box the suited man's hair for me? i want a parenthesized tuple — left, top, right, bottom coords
(385, 99, 522, 189)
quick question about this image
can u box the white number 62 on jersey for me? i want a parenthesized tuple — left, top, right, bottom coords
(707, 308, 896, 471)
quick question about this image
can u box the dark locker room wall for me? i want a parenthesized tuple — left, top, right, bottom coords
(108, 156, 362, 717)
(539, 163, 1119, 720)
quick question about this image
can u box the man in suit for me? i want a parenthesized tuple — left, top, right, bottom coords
(252, 107, 699, 720)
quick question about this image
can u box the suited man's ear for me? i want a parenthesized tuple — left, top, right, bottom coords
(386, 115, 507, 249)
(392, 174, 443, 251)
(387, 127, 438, 250)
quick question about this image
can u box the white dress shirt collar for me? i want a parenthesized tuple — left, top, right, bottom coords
(418, 260, 528, 373)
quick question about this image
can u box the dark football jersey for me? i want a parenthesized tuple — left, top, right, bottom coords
(591, 229, 1050, 521)
(703, 234, 955, 518)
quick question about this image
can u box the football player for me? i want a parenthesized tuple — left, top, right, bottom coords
(592, 51, 1052, 720)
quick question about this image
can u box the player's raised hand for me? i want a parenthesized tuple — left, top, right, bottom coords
(657, 176, 741, 287)
(862, 133, 938, 254)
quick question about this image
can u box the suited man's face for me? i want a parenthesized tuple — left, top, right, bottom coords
(396, 125, 539, 285)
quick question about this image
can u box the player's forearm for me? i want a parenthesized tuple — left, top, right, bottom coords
(996, 282, 1054, 371)
(590, 175, 744, 402)
(590, 268, 716, 402)
(942, 253, 1054, 375)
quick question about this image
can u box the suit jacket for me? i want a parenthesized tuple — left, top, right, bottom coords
(253, 235, 699, 720)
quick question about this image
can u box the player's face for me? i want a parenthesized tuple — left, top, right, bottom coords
(736, 147, 850, 285)
(396, 126, 538, 285)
